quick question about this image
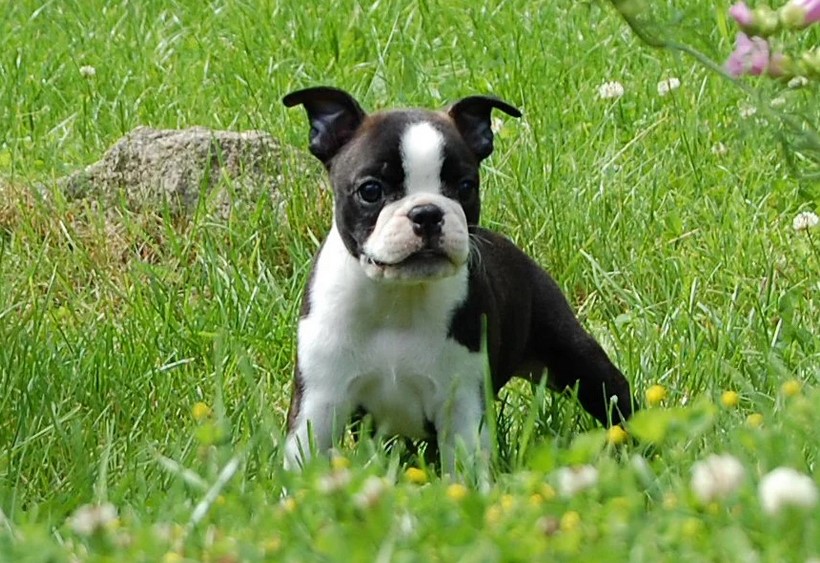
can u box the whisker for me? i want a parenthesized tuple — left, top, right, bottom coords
(468, 233, 486, 275)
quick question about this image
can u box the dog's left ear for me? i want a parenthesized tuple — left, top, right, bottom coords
(283, 86, 367, 166)
(448, 95, 522, 161)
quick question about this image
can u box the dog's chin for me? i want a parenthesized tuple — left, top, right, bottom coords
(360, 250, 464, 283)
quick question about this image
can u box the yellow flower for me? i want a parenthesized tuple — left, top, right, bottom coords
(446, 483, 468, 502)
(645, 385, 667, 407)
(485, 504, 503, 526)
(263, 537, 282, 554)
(720, 391, 740, 408)
(745, 413, 764, 428)
(609, 496, 631, 512)
(162, 553, 184, 563)
(529, 493, 544, 506)
(279, 497, 297, 513)
(539, 483, 557, 501)
(500, 494, 515, 511)
(560, 510, 581, 531)
(405, 467, 428, 485)
(780, 379, 802, 397)
(191, 402, 212, 421)
(681, 517, 703, 539)
(331, 455, 351, 471)
(606, 425, 628, 445)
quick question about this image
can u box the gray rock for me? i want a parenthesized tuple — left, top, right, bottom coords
(59, 126, 283, 216)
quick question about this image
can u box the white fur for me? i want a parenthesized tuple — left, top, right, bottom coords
(400, 122, 445, 195)
(285, 226, 486, 472)
(357, 120, 468, 281)
(361, 192, 469, 280)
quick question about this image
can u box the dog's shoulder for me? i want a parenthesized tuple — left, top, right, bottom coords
(468, 226, 545, 280)
(447, 227, 535, 351)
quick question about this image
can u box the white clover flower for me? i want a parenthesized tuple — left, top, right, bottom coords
(711, 142, 728, 156)
(79, 65, 96, 78)
(759, 467, 819, 515)
(657, 77, 681, 96)
(691, 454, 746, 503)
(397, 512, 417, 538)
(317, 468, 351, 493)
(67, 503, 117, 536)
(630, 454, 652, 477)
(788, 75, 809, 89)
(739, 105, 757, 118)
(556, 465, 599, 497)
(353, 476, 389, 509)
(152, 522, 174, 542)
(793, 210, 819, 231)
(598, 81, 625, 100)
(770, 96, 787, 108)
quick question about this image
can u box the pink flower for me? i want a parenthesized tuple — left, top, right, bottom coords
(725, 33, 784, 77)
(729, 2, 755, 26)
(728, 4, 781, 36)
(782, 0, 820, 27)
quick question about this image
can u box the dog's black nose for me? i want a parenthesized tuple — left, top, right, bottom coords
(408, 204, 445, 238)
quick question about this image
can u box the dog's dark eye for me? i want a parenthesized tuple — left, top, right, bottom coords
(457, 179, 477, 202)
(357, 181, 384, 204)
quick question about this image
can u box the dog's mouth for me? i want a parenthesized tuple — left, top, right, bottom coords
(362, 248, 460, 281)
(364, 248, 452, 268)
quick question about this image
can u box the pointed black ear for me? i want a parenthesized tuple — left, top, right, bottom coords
(448, 95, 522, 161)
(282, 86, 366, 165)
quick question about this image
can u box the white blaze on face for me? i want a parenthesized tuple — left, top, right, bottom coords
(400, 121, 445, 195)
(360, 120, 469, 282)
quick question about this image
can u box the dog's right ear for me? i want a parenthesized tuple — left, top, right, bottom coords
(448, 95, 521, 161)
(282, 86, 366, 166)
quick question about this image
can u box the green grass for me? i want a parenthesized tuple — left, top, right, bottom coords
(1, 0, 819, 560)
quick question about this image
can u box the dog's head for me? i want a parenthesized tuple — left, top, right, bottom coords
(284, 86, 521, 282)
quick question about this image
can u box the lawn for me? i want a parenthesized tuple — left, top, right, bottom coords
(1, 0, 818, 561)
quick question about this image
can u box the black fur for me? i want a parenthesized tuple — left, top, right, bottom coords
(452, 227, 633, 425)
(327, 109, 482, 258)
(284, 86, 635, 439)
(282, 87, 366, 165)
(449, 95, 522, 160)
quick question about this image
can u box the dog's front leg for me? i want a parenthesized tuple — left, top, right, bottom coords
(284, 388, 351, 470)
(435, 384, 491, 487)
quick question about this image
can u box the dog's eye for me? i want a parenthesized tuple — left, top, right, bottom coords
(357, 181, 384, 204)
(457, 180, 477, 202)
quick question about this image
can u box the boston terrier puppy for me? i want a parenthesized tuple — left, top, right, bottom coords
(282, 86, 634, 472)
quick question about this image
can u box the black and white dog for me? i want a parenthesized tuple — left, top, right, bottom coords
(282, 87, 634, 472)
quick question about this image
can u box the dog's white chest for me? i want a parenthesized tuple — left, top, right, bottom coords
(297, 228, 481, 438)
(348, 328, 468, 436)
